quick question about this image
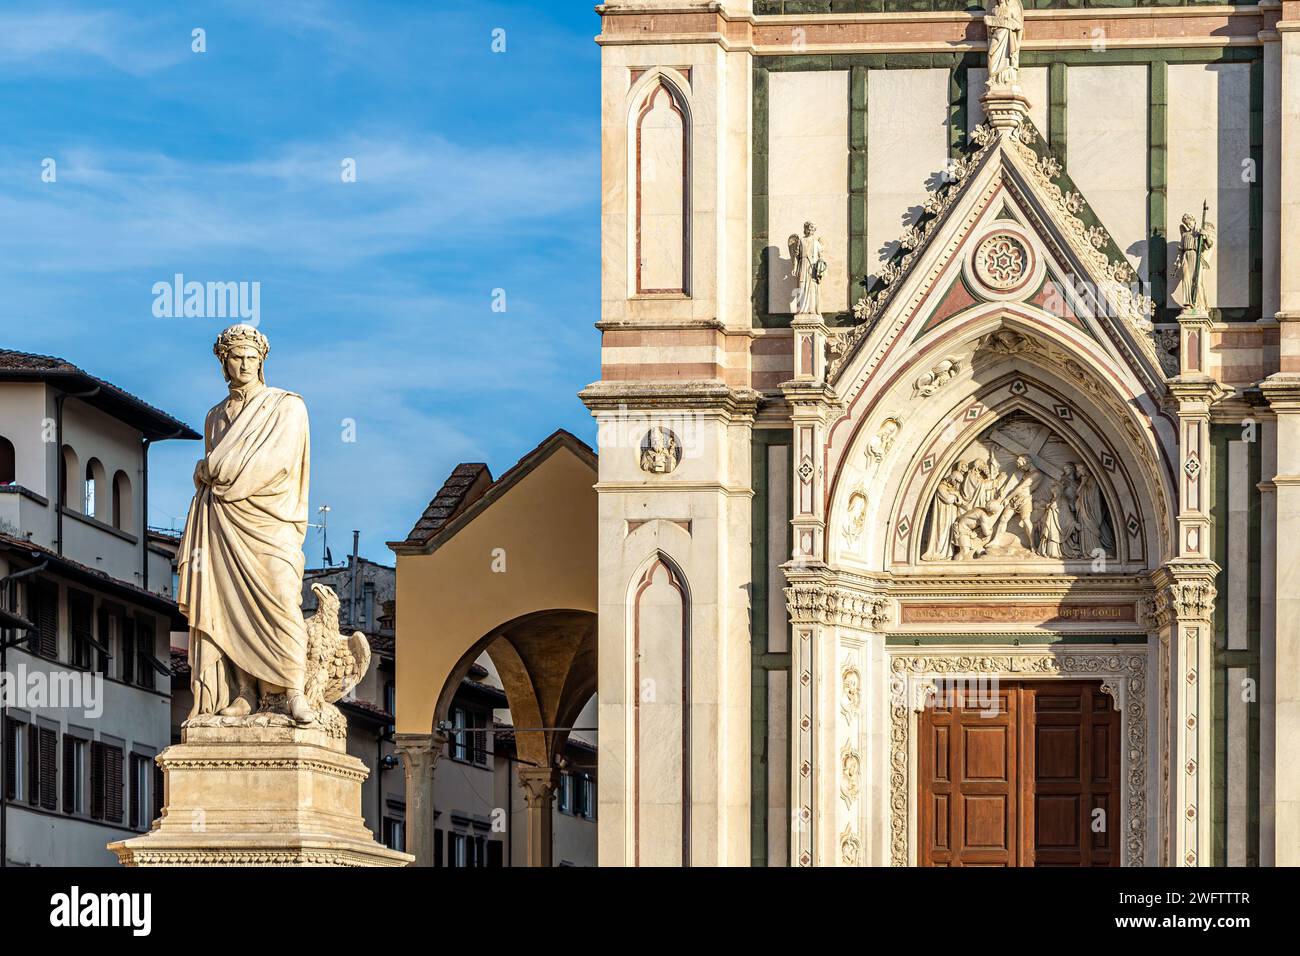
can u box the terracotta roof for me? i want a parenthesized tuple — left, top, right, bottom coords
(389, 429, 596, 554)
(0, 532, 184, 623)
(170, 647, 190, 676)
(340, 697, 394, 723)
(0, 349, 199, 441)
(393, 462, 492, 548)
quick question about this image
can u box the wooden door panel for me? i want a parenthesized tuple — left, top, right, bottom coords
(919, 679, 1120, 867)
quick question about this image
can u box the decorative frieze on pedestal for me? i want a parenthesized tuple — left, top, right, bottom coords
(109, 724, 412, 867)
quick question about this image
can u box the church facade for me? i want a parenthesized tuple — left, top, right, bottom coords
(582, 1, 1299, 866)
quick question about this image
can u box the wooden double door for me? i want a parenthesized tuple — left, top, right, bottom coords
(918, 680, 1120, 867)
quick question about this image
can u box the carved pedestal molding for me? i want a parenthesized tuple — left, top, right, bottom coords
(395, 731, 445, 868)
(110, 725, 413, 867)
(888, 649, 1150, 867)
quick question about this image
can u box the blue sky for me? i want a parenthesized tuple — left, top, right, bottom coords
(0, 0, 601, 564)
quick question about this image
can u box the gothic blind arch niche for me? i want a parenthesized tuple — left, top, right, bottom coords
(827, 314, 1177, 575)
(627, 551, 691, 866)
(627, 69, 691, 297)
(903, 404, 1133, 571)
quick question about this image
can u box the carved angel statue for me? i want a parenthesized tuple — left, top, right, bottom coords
(302, 583, 372, 737)
(986, 0, 1024, 85)
(1175, 206, 1215, 313)
(788, 221, 828, 315)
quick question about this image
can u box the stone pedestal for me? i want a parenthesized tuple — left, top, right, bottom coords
(979, 84, 1032, 131)
(108, 723, 413, 867)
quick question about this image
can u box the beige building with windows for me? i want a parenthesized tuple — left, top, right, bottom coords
(0, 349, 196, 866)
(564, 0, 1297, 867)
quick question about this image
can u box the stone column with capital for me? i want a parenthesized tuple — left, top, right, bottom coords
(1259, 375, 1300, 864)
(395, 731, 444, 867)
(1158, 323, 1230, 865)
(517, 766, 559, 868)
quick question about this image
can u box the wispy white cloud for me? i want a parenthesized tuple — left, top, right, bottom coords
(0, 11, 188, 75)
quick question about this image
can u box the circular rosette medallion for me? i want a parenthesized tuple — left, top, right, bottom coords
(964, 226, 1042, 302)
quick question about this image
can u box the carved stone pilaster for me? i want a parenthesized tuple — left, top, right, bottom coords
(1150, 560, 1218, 866)
(395, 731, 446, 868)
(781, 380, 841, 566)
(517, 765, 560, 869)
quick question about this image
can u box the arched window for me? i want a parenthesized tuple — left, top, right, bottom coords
(112, 470, 132, 530)
(632, 76, 690, 296)
(0, 436, 14, 484)
(61, 445, 79, 508)
(84, 457, 106, 521)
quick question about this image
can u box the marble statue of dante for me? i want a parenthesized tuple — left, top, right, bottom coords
(788, 221, 828, 315)
(986, 0, 1023, 85)
(1175, 208, 1215, 313)
(177, 324, 316, 724)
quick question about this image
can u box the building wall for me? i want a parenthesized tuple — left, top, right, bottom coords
(593, 0, 1289, 867)
(2, 559, 172, 867)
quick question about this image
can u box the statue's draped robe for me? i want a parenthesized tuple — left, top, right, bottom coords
(792, 234, 823, 314)
(986, 0, 1023, 84)
(178, 385, 310, 716)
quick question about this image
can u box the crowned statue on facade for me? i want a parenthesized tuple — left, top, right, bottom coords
(789, 220, 828, 315)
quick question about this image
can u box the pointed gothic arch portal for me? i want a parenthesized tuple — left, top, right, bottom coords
(827, 310, 1178, 576)
(777, 117, 1206, 867)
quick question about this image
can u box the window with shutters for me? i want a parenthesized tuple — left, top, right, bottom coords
(94, 607, 111, 675)
(36, 726, 56, 810)
(450, 832, 467, 867)
(3, 717, 24, 801)
(153, 760, 165, 822)
(135, 614, 156, 689)
(130, 753, 151, 829)
(451, 707, 468, 762)
(63, 735, 86, 815)
(382, 816, 405, 852)
(69, 589, 93, 669)
(90, 741, 123, 823)
(473, 715, 489, 767)
(558, 772, 573, 814)
(29, 579, 58, 660)
(120, 616, 135, 683)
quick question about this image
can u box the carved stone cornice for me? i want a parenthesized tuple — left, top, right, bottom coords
(779, 379, 841, 412)
(784, 579, 891, 631)
(579, 381, 760, 418)
(1165, 375, 1234, 413)
(1259, 373, 1300, 412)
(1149, 560, 1219, 627)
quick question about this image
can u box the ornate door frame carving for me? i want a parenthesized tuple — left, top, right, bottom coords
(887, 647, 1152, 867)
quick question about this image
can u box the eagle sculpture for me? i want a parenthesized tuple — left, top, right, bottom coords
(302, 583, 372, 737)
